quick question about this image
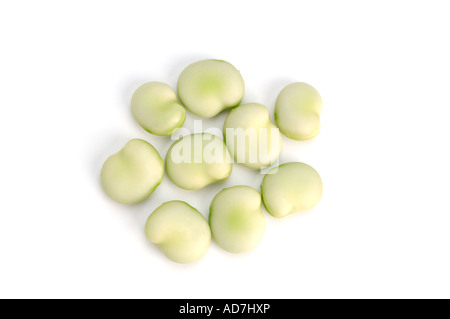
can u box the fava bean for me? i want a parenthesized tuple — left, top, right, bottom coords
(165, 133, 232, 190)
(209, 186, 265, 253)
(177, 59, 245, 118)
(275, 82, 322, 140)
(101, 139, 164, 204)
(131, 82, 186, 136)
(261, 162, 323, 218)
(145, 201, 211, 264)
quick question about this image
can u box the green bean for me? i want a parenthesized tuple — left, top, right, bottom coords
(261, 162, 322, 218)
(101, 139, 164, 204)
(223, 103, 282, 169)
(177, 59, 245, 118)
(145, 201, 211, 264)
(209, 186, 265, 253)
(165, 133, 232, 190)
(275, 82, 322, 140)
(131, 82, 186, 136)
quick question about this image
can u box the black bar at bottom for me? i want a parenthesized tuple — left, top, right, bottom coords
(146, 299, 299, 317)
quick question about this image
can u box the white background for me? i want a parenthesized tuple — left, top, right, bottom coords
(1, 1, 449, 299)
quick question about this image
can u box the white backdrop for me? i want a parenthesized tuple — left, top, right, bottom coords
(1, 1, 449, 299)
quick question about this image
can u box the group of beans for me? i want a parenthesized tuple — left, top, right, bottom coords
(101, 59, 323, 263)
